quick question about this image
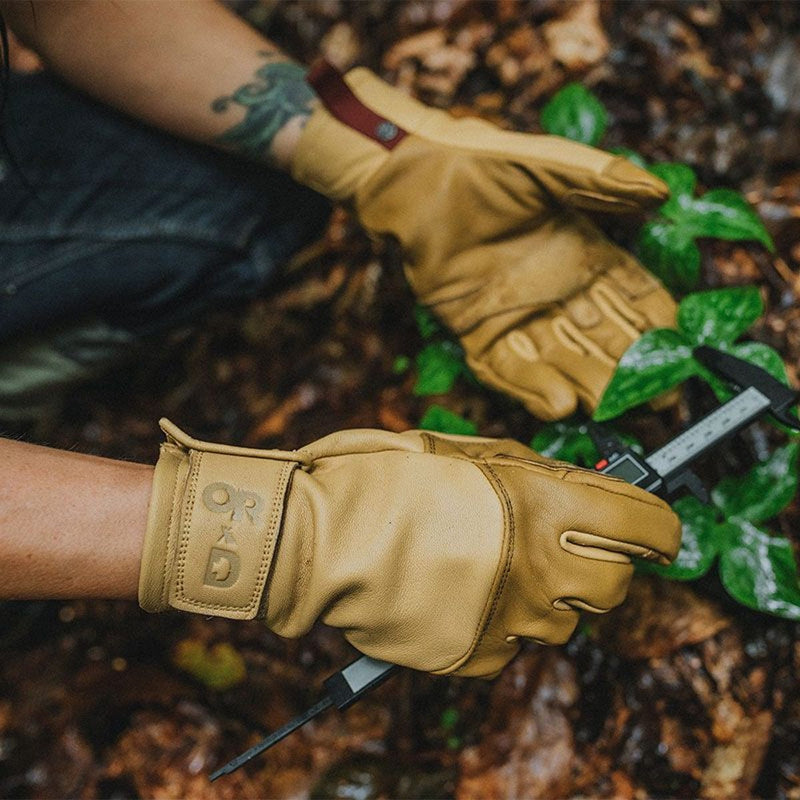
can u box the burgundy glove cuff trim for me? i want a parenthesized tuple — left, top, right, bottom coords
(307, 59, 408, 150)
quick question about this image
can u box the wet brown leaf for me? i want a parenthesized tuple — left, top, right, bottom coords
(594, 578, 732, 660)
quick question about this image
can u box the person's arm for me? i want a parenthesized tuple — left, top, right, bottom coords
(0, 0, 315, 170)
(0, 437, 151, 599)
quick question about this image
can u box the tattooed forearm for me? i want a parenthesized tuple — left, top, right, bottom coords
(211, 53, 317, 167)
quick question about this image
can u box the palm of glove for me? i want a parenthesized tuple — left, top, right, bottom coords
(354, 125, 676, 420)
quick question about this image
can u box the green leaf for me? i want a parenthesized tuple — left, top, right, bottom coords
(680, 189, 775, 251)
(677, 286, 763, 346)
(541, 83, 608, 146)
(730, 341, 791, 386)
(531, 421, 600, 466)
(414, 340, 467, 396)
(711, 442, 799, 525)
(610, 147, 648, 169)
(716, 520, 800, 620)
(440, 708, 459, 730)
(640, 495, 718, 580)
(531, 420, 643, 466)
(649, 163, 697, 218)
(172, 640, 247, 690)
(413, 304, 443, 340)
(392, 355, 411, 374)
(419, 404, 477, 436)
(639, 164, 773, 290)
(638, 220, 702, 291)
(593, 329, 696, 421)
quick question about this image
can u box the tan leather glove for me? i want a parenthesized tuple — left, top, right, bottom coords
(291, 62, 677, 420)
(139, 420, 680, 678)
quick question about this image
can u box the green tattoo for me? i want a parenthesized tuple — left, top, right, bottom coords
(212, 55, 316, 162)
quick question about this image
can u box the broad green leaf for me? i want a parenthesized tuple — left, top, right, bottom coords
(681, 189, 775, 251)
(730, 341, 791, 386)
(639, 165, 773, 290)
(531, 421, 600, 466)
(594, 329, 696, 421)
(610, 147, 648, 169)
(649, 163, 697, 218)
(716, 520, 800, 620)
(677, 286, 763, 346)
(641, 495, 717, 580)
(414, 304, 443, 340)
(711, 442, 799, 524)
(419, 404, 477, 436)
(638, 220, 702, 291)
(414, 340, 466, 396)
(540, 83, 608, 146)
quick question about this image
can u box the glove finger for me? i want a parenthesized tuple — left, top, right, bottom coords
(514, 138, 668, 213)
(561, 288, 644, 362)
(602, 260, 678, 331)
(509, 606, 580, 646)
(550, 558, 634, 614)
(497, 457, 681, 564)
(558, 469, 682, 564)
(467, 344, 579, 421)
(524, 316, 618, 412)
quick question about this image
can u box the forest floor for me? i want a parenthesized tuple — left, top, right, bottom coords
(1, 1, 800, 798)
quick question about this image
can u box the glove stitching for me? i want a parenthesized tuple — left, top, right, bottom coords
(174, 450, 202, 603)
(450, 459, 516, 673)
(422, 432, 437, 455)
(160, 445, 186, 610)
(254, 461, 296, 615)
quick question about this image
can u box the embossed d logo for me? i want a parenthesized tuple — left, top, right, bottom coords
(203, 548, 241, 588)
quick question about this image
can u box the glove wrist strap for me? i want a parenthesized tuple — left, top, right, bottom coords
(139, 420, 299, 620)
(307, 59, 408, 149)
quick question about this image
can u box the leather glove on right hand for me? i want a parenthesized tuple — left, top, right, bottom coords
(139, 421, 680, 678)
(291, 63, 677, 420)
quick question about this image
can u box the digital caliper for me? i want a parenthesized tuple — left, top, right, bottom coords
(210, 345, 799, 781)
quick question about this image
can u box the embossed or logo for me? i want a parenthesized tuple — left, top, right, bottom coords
(202, 481, 264, 523)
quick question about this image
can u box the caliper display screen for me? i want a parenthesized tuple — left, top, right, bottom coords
(603, 454, 649, 484)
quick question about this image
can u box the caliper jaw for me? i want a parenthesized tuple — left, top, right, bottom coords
(693, 346, 800, 431)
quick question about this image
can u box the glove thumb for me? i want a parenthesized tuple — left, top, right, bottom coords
(522, 139, 669, 214)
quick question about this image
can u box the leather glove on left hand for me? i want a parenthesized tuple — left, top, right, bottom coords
(291, 62, 677, 420)
(139, 420, 680, 678)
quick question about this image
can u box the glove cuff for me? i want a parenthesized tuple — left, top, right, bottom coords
(138, 419, 302, 620)
(291, 60, 433, 202)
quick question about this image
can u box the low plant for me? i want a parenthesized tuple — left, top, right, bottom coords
(541, 83, 775, 293)
(536, 83, 799, 619)
(397, 81, 800, 621)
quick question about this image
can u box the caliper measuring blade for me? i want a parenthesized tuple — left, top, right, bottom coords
(210, 656, 397, 780)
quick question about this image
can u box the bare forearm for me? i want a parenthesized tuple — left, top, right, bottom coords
(0, 438, 153, 599)
(0, 0, 316, 169)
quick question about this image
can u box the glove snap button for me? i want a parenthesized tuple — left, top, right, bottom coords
(375, 121, 399, 142)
